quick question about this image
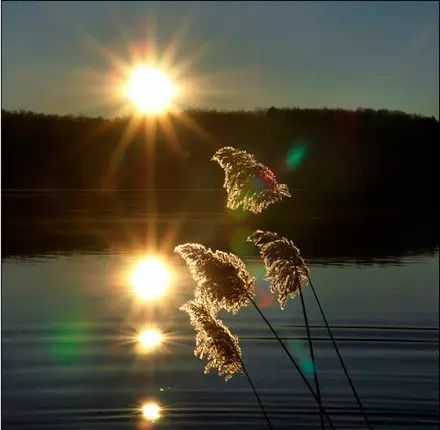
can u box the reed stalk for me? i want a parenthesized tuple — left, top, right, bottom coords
(307, 275, 373, 430)
(238, 356, 274, 430)
(246, 293, 336, 430)
(298, 286, 325, 429)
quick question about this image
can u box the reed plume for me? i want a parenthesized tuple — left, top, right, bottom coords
(180, 300, 243, 380)
(178, 242, 334, 428)
(248, 230, 309, 309)
(175, 243, 255, 314)
(212, 146, 291, 213)
(249, 230, 372, 428)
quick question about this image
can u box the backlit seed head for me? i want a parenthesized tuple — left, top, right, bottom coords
(212, 146, 291, 213)
(180, 300, 243, 380)
(248, 230, 309, 309)
(175, 243, 255, 314)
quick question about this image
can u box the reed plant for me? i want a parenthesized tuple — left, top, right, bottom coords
(175, 243, 255, 314)
(178, 255, 273, 428)
(212, 146, 290, 214)
(178, 146, 372, 429)
(176, 242, 335, 429)
(180, 299, 243, 381)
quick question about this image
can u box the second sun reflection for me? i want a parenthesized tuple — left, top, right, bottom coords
(128, 255, 173, 423)
(135, 326, 164, 354)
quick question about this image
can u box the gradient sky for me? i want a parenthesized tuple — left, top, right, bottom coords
(2, 1, 439, 117)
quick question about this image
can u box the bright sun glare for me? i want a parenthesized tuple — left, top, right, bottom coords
(126, 65, 177, 114)
(130, 256, 171, 301)
(141, 401, 161, 422)
(136, 327, 163, 352)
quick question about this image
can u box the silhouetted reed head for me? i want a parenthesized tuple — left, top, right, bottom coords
(175, 243, 255, 314)
(248, 230, 310, 309)
(212, 146, 291, 213)
(180, 300, 243, 380)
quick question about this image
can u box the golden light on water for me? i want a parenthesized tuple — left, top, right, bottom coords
(136, 327, 163, 353)
(141, 401, 162, 422)
(130, 256, 171, 301)
(125, 65, 177, 115)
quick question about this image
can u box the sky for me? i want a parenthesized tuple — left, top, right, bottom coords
(2, 1, 439, 118)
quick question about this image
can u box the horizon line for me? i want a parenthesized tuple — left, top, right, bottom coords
(2, 106, 438, 121)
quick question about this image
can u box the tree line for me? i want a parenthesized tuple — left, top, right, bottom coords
(2, 107, 438, 210)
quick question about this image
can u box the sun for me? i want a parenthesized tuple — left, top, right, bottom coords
(125, 65, 177, 115)
(130, 256, 171, 301)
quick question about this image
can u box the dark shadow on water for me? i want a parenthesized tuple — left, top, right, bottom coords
(2, 191, 438, 261)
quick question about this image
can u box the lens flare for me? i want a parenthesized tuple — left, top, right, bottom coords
(130, 257, 171, 301)
(126, 65, 177, 114)
(229, 227, 253, 256)
(286, 141, 309, 170)
(49, 317, 86, 365)
(289, 339, 315, 376)
(141, 401, 161, 421)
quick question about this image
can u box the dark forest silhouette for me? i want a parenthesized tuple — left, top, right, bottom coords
(2, 108, 438, 257)
(2, 108, 438, 208)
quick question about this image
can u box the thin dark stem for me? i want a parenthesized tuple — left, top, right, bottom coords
(299, 286, 325, 429)
(307, 275, 373, 430)
(238, 356, 274, 430)
(246, 294, 336, 430)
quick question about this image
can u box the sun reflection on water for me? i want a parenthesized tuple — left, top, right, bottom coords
(130, 256, 172, 301)
(141, 401, 162, 422)
(135, 326, 164, 353)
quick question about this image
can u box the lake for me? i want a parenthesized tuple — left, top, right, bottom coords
(1, 192, 439, 429)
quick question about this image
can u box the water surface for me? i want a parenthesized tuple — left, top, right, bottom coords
(2, 251, 438, 429)
(2, 192, 439, 429)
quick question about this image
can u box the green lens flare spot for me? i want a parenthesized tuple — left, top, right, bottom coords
(286, 142, 309, 170)
(230, 227, 253, 256)
(303, 359, 315, 375)
(49, 318, 87, 365)
(247, 262, 266, 280)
